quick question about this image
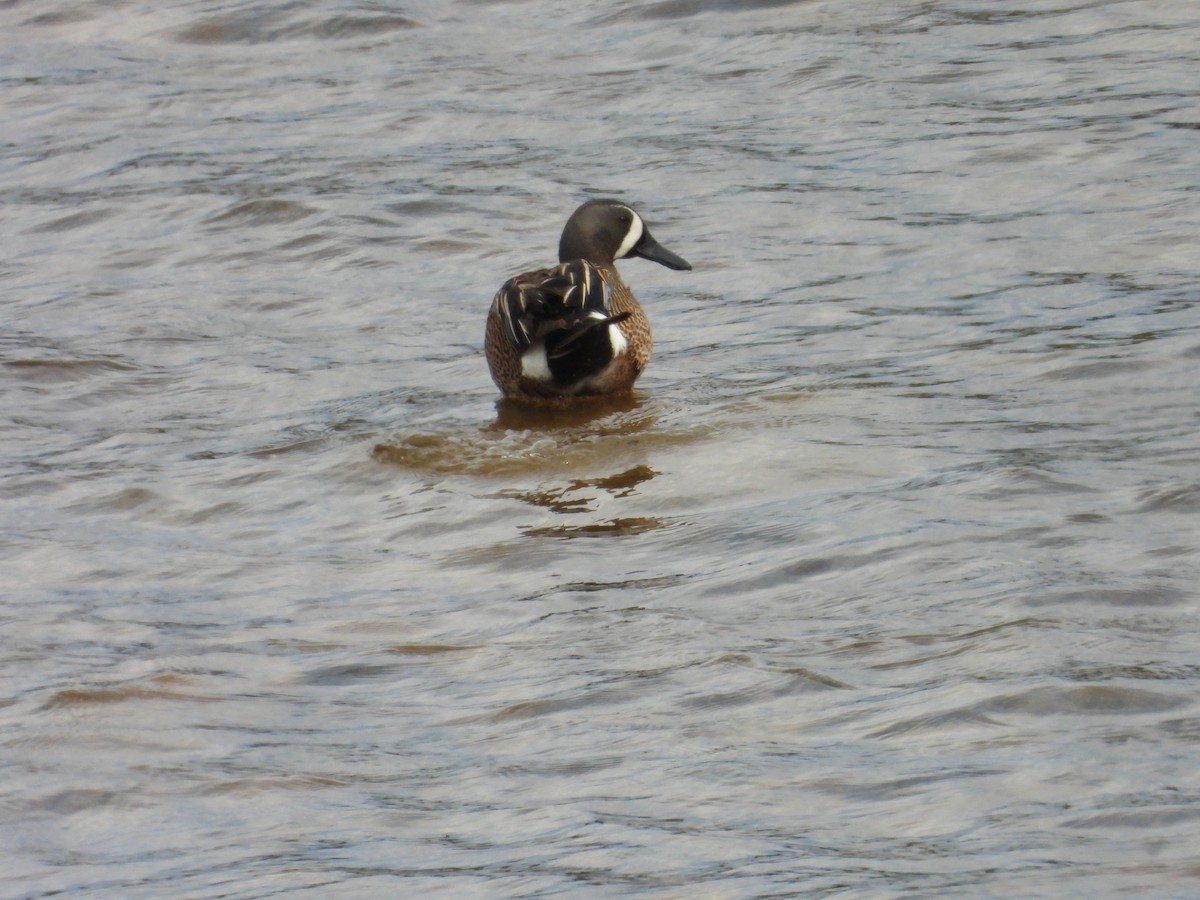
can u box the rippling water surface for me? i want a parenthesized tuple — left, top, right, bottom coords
(4, 0, 1200, 895)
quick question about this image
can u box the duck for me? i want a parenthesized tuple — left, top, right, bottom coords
(484, 199, 692, 401)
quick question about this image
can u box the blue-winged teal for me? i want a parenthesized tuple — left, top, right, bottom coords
(484, 199, 692, 400)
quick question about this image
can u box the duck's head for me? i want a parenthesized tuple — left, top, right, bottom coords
(558, 199, 692, 271)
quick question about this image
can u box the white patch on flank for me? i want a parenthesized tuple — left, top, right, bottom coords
(608, 323, 628, 357)
(520, 344, 552, 381)
(614, 210, 644, 260)
(583, 311, 628, 359)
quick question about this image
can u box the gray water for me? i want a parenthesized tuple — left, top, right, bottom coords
(3, 0, 1200, 896)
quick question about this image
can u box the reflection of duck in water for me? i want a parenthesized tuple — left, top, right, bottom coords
(485, 199, 692, 401)
(490, 391, 649, 433)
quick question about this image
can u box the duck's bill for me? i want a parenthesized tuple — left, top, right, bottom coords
(633, 231, 692, 271)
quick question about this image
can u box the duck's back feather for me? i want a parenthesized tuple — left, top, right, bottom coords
(495, 259, 611, 352)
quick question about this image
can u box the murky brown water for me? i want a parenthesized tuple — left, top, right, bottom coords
(4, 0, 1200, 895)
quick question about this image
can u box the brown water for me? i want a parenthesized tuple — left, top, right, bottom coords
(4, 0, 1200, 896)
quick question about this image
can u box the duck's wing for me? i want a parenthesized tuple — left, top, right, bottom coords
(494, 259, 611, 351)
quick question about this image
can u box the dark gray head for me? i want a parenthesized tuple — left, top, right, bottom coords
(557, 199, 692, 270)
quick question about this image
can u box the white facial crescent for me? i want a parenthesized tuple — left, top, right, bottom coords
(614, 210, 644, 260)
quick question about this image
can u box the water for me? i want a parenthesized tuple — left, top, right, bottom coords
(3, 0, 1199, 895)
